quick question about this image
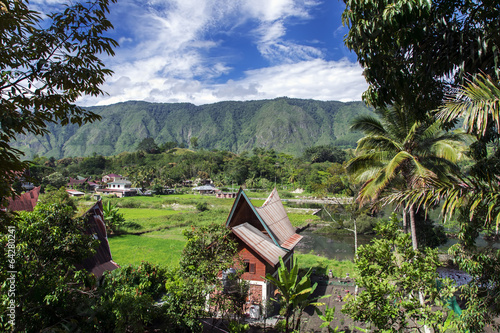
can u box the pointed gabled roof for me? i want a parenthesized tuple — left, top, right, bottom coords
(226, 188, 302, 252)
(232, 223, 287, 266)
(80, 200, 119, 277)
(256, 188, 301, 250)
(6, 186, 40, 212)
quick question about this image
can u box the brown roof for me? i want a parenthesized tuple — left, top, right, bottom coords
(232, 223, 287, 266)
(105, 173, 122, 178)
(68, 177, 88, 185)
(226, 188, 302, 263)
(79, 200, 119, 277)
(256, 188, 302, 249)
(6, 186, 41, 212)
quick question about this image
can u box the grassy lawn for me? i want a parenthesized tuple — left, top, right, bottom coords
(119, 208, 188, 233)
(108, 234, 186, 267)
(296, 253, 357, 278)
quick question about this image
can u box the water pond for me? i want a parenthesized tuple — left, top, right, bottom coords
(296, 229, 500, 262)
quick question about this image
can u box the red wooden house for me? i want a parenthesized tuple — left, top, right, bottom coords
(226, 188, 303, 307)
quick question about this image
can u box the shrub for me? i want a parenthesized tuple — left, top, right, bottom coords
(196, 201, 209, 212)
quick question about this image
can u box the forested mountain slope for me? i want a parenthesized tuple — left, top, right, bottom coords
(15, 97, 373, 159)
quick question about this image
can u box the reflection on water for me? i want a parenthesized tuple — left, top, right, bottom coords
(297, 230, 500, 262)
(296, 230, 373, 261)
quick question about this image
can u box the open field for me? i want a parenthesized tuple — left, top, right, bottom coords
(99, 192, 332, 271)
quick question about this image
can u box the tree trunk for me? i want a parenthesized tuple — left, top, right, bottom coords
(402, 207, 408, 233)
(409, 205, 430, 332)
(409, 204, 418, 250)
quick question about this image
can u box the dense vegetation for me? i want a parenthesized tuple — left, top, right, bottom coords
(29, 145, 354, 197)
(2, 0, 500, 331)
(341, 0, 500, 331)
(13, 98, 374, 159)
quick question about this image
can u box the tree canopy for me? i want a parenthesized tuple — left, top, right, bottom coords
(342, 0, 500, 114)
(136, 137, 160, 154)
(0, 0, 117, 203)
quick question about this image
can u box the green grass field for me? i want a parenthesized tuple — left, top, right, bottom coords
(296, 253, 357, 278)
(109, 234, 186, 267)
(101, 192, 337, 270)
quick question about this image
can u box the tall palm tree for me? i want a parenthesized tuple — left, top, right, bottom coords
(384, 73, 500, 333)
(346, 105, 465, 249)
(395, 74, 500, 233)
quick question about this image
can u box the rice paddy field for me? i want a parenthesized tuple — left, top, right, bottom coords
(78, 191, 356, 275)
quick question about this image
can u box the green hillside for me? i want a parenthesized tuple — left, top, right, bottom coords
(14, 97, 373, 159)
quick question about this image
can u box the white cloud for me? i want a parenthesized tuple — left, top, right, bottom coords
(79, 58, 367, 106)
(243, 0, 313, 22)
(72, 0, 368, 107)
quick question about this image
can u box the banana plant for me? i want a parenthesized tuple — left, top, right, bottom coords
(102, 201, 125, 233)
(265, 257, 329, 333)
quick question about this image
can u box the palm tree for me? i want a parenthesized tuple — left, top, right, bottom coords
(395, 74, 500, 234)
(346, 105, 465, 249)
(383, 73, 500, 333)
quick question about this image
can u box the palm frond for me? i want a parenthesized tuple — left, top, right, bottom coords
(437, 73, 500, 137)
(346, 153, 386, 180)
(350, 116, 387, 136)
(383, 175, 500, 231)
(356, 135, 401, 152)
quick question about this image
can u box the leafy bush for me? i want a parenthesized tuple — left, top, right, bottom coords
(93, 263, 205, 332)
(196, 201, 209, 212)
(279, 191, 294, 199)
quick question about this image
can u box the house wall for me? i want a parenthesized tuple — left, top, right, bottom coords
(238, 245, 267, 282)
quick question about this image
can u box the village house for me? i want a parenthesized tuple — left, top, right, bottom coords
(3, 188, 118, 278)
(79, 200, 120, 277)
(102, 173, 126, 183)
(216, 191, 237, 199)
(3, 186, 41, 212)
(67, 177, 100, 191)
(225, 188, 303, 311)
(95, 175, 137, 198)
(66, 189, 85, 197)
(193, 184, 217, 194)
(96, 179, 137, 198)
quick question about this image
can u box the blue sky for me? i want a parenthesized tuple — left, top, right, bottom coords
(33, 0, 367, 106)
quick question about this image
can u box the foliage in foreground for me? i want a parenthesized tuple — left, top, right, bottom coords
(342, 215, 459, 332)
(0, 204, 98, 331)
(0, 0, 117, 204)
(0, 204, 216, 332)
(266, 257, 329, 333)
(382, 73, 500, 332)
(180, 223, 250, 323)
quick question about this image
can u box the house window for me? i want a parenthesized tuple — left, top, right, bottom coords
(244, 260, 250, 272)
(244, 260, 256, 274)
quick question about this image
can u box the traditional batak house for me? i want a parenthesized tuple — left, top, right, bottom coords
(79, 200, 119, 277)
(4, 186, 41, 212)
(4, 188, 118, 278)
(226, 188, 303, 309)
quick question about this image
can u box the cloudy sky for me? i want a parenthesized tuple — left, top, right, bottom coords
(34, 0, 367, 106)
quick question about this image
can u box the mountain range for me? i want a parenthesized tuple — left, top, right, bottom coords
(14, 97, 373, 159)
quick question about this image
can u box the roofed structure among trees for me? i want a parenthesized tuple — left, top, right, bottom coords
(226, 188, 302, 306)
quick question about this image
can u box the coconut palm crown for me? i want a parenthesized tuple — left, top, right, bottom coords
(346, 105, 466, 249)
